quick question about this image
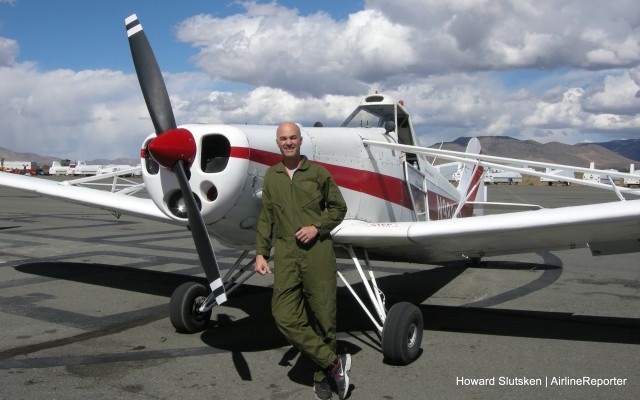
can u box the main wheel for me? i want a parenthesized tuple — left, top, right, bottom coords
(170, 282, 211, 333)
(381, 302, 423, 365)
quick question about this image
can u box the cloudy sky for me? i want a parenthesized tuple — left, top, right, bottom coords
(1, 0, 639, 160)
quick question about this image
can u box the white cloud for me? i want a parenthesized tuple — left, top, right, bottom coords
(523, 71, 640, 136)
(367, 0, 640, 70)
(582, 71, 640, 115)
(629, 66, 640, 98)
(523, 88, 587, 129)
(0, 36, 18, 66)
(175, 2, 415, 96)
(0, 63, 151, 160)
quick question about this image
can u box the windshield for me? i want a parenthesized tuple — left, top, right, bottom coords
(341, 107, 386, 128)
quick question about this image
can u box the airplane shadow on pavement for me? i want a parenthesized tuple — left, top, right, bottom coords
(11, 260, 640, 383)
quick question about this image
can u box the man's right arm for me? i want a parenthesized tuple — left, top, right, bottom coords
(255, 172, 274, 275)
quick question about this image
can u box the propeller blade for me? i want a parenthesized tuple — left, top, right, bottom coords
(125, 14, 226, 305)
(174, 160, 227, 305)
(125, 14, 176, 134)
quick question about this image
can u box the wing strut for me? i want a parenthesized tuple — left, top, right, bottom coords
(337, 246, 385, 333)
(607, 176, 626, 201)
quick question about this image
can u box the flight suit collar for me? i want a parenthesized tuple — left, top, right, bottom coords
(274, 155, 311, 173)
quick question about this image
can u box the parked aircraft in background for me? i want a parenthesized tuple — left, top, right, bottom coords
(624, 164, 639, 187)
(97, 164, 141, 176)
(541, 168, 575, 186)
(48, 160, 101, 176)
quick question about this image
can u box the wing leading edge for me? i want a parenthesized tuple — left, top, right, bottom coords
(0, 173, 173, 224)
(332, 200, 640, 262)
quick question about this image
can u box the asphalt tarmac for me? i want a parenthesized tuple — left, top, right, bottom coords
(0, 180, 638, 400)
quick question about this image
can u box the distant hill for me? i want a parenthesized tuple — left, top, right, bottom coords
(589, 139, 640, 162)
(431, 137, 638, 170)
(0, 147, 138, 168)
(0, 147, 60, 166)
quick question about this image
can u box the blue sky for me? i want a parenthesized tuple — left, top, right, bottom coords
(1, 0, 639, 160)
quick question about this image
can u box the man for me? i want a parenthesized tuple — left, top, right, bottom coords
(255, 122, 350, 400)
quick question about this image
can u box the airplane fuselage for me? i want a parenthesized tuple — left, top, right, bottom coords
(142, 125, 475, 250)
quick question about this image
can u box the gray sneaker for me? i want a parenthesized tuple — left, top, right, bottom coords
(330, 354, 351, 400)
(313, 379, 332, 400)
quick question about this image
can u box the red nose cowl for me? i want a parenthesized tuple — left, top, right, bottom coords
(148, 128, 196, 169)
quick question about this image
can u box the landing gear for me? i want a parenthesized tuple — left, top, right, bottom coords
(170, 282, 211, 333)
(382, 302, 423, 365)
(338, 246, 423, 365)
(169, 250, 257, 333)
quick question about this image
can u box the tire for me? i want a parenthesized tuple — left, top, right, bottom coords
(170, 282, 211, 333)
(381, 302, 423, 365)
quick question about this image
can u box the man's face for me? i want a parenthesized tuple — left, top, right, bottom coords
(276, 125, 302, 159)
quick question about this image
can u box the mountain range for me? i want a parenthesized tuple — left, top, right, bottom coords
(0, 147, 139, 168)
(430, 137, 640, 171)
(1, 136, 639, 171)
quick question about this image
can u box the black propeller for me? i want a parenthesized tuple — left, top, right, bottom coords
(125, 14, 226, 306)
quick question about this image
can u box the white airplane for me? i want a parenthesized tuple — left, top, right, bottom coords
(2, 14, 640, 366)
(96, 164, 141, 177)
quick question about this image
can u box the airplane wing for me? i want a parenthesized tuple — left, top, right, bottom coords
(0, 173, 173, 224)
(333, 199, 640, 262)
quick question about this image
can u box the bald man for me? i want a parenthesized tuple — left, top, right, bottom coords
(255, 122, 351, 400)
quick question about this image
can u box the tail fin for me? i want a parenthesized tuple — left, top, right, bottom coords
(457, 138, 485, 202)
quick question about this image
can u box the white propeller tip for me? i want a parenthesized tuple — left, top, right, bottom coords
(125, 14, 138, 25)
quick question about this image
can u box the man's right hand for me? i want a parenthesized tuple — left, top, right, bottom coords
(255, 255, 272, 275)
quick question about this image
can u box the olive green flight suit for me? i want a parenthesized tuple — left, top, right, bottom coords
(256, 156, 347, 381)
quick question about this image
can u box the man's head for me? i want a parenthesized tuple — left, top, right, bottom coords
(276, 122, 302, 161)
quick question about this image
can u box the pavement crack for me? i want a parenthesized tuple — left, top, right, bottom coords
(0, 304, 167, 361)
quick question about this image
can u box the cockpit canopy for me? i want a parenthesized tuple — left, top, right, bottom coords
(341, 94, 401, 129)
(341, 94, 420, 165)
(341, 94, 413, 139)
(341, 105, 389, 129)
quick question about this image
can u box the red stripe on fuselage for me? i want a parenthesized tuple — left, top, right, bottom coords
(317, 161, 413, 210)
(230, 146, 251, 160)
(235, 147, 413, 209)
(231, 147, 468, 219)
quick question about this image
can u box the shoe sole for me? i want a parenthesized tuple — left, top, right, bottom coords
(314, 382, 333, 400)
(314, 390, 332, 400)
(339, 354, 351, 400)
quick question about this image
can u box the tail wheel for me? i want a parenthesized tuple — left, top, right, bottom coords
(382, 302, 423, 365)
(170, 282, 212, 333)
